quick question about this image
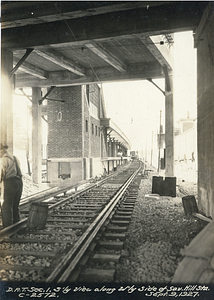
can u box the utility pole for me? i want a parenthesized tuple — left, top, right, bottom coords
(151, 131, 153, 166)
(145, 138, 147, 163)
(158, 110, 162, 173)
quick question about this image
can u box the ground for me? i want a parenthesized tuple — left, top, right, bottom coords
(115, 170, 206, 283)
(20, 166, 205, 283)
(22, 174, 41, 198)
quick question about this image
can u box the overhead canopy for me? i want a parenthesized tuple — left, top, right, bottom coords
(1, 1, 207, 88)
(100, 118, 131, 150)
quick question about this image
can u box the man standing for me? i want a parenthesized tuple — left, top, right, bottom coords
(0, 143, 23, 228)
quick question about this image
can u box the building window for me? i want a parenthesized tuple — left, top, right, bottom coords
(92, 123, 94, 134)
(98, 127, 100, 137)
(85, 120, 88, 132)
(86, 85, 90, 105)
(90, 103, 98, 119)
(95, 125, 97, 136)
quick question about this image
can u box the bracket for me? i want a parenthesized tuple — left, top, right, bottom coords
(10, 49, 34, 77)
(39, 86, 56, 105)
(147, 78, 165, 96)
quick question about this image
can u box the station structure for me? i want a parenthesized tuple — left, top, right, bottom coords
(1, 2, 214, 219)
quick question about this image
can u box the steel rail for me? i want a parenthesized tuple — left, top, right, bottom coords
(46, 163, 141, 282)
(20, 171, 117, 207)
(0, 164, 132, 241)
(59, 167, 141, 282)
(0, 161, 141, 283)
(20, 162, 132, 207)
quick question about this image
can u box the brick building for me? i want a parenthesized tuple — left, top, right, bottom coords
(46, 84, 130, 187)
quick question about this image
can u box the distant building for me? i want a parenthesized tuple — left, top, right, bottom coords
(155, 116, 197, 172)
(176, 117, 195, 135)
(175, 118, 197, 162)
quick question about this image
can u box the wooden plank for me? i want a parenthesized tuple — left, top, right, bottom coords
(35, 49, 85, 76)
(79, 254, 90, 266)
(67, 267, 81, 282)
(116, 211, 132, 215)
(0, 250, 57, 257)
(49, 214, 94, 218)
(2, 2, 170, 29)
(198, 269, 214, 284)
(182, 221, 214, 259)
(78, 268, 115, 282)
(117, 208, 133, 212)
(20, 187, 61, 204)
(92, 253, 120, 263)
(77, 196, 108, 198)
(172, 257, 210, 284)
(85, 42, 127, 72)
(88, 242, 97, 252)
(24, 230, 80, 235)
(192, 213, 212, 223)
(4, 238, 69, 244)
(46, 224, 87, 229)
(113, 215, 132, 221)
(72, 204, 102, 207)
(98, 241, 124, 250)
(47, 218, 88, 223)
(81, 196, 109, 199)
(15, 62, 163, 88)
(119, 205, 134, 209)
(13, 56, 48, 79)
(0, 264, 54, 272)
(141, 35, 173, 69)
(106, 226, 127, 232)
(2, 3, 205, 49)
(111, 220, 130, 226)
(56, 209, 97, 213)
(104, 233, 126, 241)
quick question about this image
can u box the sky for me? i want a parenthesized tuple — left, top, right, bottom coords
(102, 31, 197, 153)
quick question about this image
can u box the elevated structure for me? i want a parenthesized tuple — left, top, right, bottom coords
(2, 2, 214, 219)
(100, 118, 131, 151)
(1, 1, 178, 181)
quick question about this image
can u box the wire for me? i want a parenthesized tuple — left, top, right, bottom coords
(54, 6, 173, 82)
(63, 18, 78, 42)
(55, 8, 101, 83)
(84, 50, 101, 82)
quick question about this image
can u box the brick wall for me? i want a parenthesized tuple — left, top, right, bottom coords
(196, 4, 214, 218)
(90, 116, 101, 157)
(90, 84, 101, 157)
(89, 84, 100, 110)
(47, 86, 82, 158)
(47, 84, 105, 183)
(83, 86, 90, 157)
(83, 84, 101, 158)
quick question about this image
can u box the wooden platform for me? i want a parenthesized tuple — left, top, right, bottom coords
(172, 220, 214, 284)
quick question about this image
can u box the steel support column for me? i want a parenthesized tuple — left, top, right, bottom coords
(32, 87, 42, 185)
(103, 127, 108, 157)
(164, 68, 174, 176)
(1, 50, 13, 151)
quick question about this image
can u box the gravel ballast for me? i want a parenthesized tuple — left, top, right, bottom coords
(115, 173, 206, 283)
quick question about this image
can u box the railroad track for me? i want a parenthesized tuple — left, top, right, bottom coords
(0, 161, 142, 282)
